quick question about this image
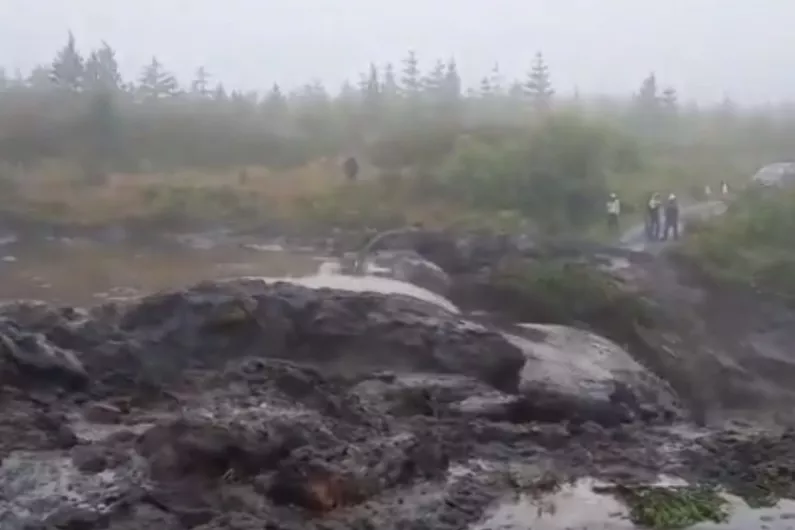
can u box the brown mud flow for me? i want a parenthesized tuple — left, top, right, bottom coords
(3, 231, 795, 529)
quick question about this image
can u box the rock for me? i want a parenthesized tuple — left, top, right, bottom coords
(109, 279, 525, 393)
(83, 402, 124, 424)
(136, 415, 307, 482)
(0, 449, 142, 530)
(268, 432, 449, 512)
(0, 321, 88, 389)
(366, 250, 453, 297)
(350, 373, 502, 418)
(71, 444, 109, 473)
(507, 324, 681, 425)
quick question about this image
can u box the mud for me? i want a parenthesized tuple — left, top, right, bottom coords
(4, 230, 795, 529)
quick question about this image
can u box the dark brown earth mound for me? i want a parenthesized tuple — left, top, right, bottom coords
(3, 232, 795, 529)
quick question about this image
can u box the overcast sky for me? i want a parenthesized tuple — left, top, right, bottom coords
(1, 0, 793, 103)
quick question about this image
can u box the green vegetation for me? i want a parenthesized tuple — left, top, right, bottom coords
(0, 33, 792, 232)
(610, 485, 730, 529)
(489, 259, 653, 328)
(681, 186, 795, 299)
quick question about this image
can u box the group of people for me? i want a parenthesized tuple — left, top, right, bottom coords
(644, 193, 680, 241)
(604, 192, 681, 241)
(605, 181, 731, 241)
(607, 193, 679, 241)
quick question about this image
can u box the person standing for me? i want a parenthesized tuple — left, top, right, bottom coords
(342, 156, 359, 182)
(606, 193, 621, 234)
(720, 180, 729, 196)
(646, 193, 661, 241)
(662, 193, 680, 241)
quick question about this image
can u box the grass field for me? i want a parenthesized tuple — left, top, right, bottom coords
(0, 150, 760, 233)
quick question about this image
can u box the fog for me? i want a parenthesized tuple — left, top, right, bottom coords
(1, 0, 794, 103)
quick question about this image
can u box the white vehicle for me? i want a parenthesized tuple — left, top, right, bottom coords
(750, 162, 795, 187)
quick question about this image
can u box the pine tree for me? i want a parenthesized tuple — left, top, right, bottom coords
(489, 63, 504, 95)
(191, 67, 212, 97)
(661, 87, 678, 112)
(523, 52, 554, 111)
(338, 80, 359, 109)
(27, 66, 53, 90)
(84, 42, 122, 92)
(213, 83, 228, 102)
(422, 59, 446, 97)
(51, 31, 84, 91)
(138, 57, 178, 100)
(439, 59, 462, 120)
(635, 73, 659, 113)
(261, 83, 288, 126)
(401, 51, 421, 97)
(443, 60, 461, 100)
(381, 63, 399, 100)
(479, 76, 493, 99)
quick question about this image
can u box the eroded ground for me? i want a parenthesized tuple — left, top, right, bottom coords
(3, 233, 795, 529)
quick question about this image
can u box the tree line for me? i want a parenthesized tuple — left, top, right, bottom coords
(1, 32, 795, 234)
(2, 32, 790, 175)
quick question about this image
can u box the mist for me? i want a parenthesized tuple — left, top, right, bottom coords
(2, 0, 795, 103)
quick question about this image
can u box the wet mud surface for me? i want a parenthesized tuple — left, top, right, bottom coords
(3, 231, 795, 529)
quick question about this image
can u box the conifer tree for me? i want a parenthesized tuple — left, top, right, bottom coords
(50, 32, 84, 91)
(401, 51, 421, 97)
(138, 57, 178, 100)
(523, 52, 554, 111)
(191, 67, 212, 97)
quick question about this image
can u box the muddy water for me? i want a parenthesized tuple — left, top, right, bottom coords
(0, 240, 460, 314)
(470, 477, 795, 530)
(0, 241, 322, 305)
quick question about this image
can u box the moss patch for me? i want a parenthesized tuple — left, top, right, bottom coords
(609, 485, 730, 529)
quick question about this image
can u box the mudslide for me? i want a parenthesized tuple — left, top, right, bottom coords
(3, 229, 795, 530)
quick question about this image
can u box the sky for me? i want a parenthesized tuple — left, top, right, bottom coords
(0, 0, 793, 104)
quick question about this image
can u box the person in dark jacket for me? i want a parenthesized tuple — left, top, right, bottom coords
(342, 156, 359, 182)
(662, 193, 680, 241)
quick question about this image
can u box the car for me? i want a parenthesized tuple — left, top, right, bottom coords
(750, 162, 795, 187)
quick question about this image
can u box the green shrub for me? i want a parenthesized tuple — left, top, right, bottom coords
(681, 185, 795, 298)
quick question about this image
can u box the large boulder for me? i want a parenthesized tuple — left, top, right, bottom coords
(507, 324, 682, 425)
(0, 279, 526, 395)
(364, 250, 453, 297)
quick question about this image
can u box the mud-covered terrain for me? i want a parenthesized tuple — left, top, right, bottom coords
(4, 231, 795, 529)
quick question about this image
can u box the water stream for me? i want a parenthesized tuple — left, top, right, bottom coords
(470, 476, 795, 530)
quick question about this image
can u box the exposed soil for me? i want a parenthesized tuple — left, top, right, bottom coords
(3, 231, 795, 529)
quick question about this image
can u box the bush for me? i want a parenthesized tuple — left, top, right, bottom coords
(681, 185, 795, 297)
(436, 114, 641, 233)
(488, 259, 652, 328)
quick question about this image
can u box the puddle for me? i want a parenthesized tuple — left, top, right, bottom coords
(0, 239, 461, 314)
(0, 243, 319, 304)
(470, 476, 795, 530)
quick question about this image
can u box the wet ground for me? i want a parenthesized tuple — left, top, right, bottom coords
(2, 232, 795, 529)
(0, 239, 321, 304)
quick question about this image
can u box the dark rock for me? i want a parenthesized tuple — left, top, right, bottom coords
(83, 403, 123, 425)
(269, 432, 449, 512)
(136, 417, 297, 482)
(71, 444, 109, 473)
